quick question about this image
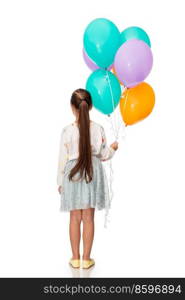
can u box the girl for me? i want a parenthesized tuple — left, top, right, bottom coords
(57, 88, 118, 269)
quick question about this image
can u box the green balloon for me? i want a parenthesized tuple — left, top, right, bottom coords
(83, 18, 121, 68)
(86, 69, 121, 115)
(120, 26, 151, 47)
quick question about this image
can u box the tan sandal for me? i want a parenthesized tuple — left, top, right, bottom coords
(69, 258, 80, 268)
(82, 258, 95, 269)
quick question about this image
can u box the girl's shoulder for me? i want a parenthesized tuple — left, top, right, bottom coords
(91, 120, 102, 129)
(61, 123, 74, 134)
(91, 120, 104, 133)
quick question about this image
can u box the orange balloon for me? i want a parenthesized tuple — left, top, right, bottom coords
(120, 82, 155, 125)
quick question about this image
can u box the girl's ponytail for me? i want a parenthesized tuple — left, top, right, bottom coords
(69, 89, 93, 183)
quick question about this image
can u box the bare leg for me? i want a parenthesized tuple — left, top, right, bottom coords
(82, 208, 95, 260)
(69, 209, 82, 259)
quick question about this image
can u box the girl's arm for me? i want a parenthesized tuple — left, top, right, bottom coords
(97, 126, 116, 161)
(57, 128, 69, 188)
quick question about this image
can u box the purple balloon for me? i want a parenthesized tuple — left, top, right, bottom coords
(114, 39, 153, 88)
(83, 49, 113, 71)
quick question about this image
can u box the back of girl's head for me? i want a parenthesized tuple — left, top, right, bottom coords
(69, 89, 93, 183)
(70, 88, 92, 110)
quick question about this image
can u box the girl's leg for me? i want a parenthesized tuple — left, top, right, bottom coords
(82, 208, 95, 260)
(69, 209, 82, 259)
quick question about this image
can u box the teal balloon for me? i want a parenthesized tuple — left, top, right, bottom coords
(86, 69, 121, 115)
(120, 26, 151, 47)
(83, 18, 121, 68)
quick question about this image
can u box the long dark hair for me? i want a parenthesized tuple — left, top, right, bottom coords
(69, 88, 93, 184)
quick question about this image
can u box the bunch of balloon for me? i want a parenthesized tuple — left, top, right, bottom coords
(83, 18, 122, 139)
(113, 26, 155, 126)
(83, 19, 155, 132)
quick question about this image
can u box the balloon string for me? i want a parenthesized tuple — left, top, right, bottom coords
(122, 86, 129, 122)
(104, 120, 127, 228)
(104, 157, 114, 228)
(103, 71, 128, 228)
(105, 70, 118, 140)
(104, 70, 116, 228)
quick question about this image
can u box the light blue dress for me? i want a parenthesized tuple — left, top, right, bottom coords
(60, 155, 110, 211)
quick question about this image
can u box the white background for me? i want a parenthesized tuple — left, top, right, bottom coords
(0, 0, 185, 277)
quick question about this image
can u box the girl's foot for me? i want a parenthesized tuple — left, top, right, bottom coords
(82, 258, 95, 269)
(69, 258, 80, 268)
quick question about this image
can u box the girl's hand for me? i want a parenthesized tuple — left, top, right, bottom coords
(110, 141, 118, 151)
(58, 186, 62, 194)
